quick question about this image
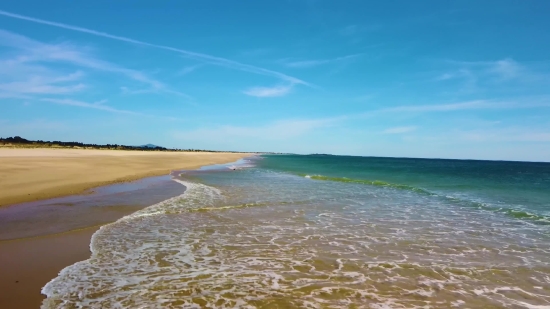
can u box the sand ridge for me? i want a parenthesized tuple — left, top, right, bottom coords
(0, 148, 252, 207)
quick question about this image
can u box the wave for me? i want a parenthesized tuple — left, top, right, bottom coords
(445, 196, 550, 225)
(303, 174, 550, 225)
(41, 178, 223, 308)
(302, 174, 435, 195)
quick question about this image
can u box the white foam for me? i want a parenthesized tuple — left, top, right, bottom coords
(39, 168, 550, 308)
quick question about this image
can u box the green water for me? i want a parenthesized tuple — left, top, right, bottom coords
(259, 154, 550, 223)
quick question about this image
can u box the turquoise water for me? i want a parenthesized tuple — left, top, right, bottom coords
(42, 155, 550, 308)
(260, 155, 550, 223)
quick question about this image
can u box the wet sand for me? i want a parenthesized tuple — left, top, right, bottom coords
(0, 227, 97, 309)
(0, 174, 185, 240)
(0, 148, 251, 207)
(0, 172, 192, 309)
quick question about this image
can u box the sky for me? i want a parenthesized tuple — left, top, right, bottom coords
(1, 1, 550, 161)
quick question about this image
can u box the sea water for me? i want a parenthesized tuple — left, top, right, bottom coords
(42, 155, 550, 308)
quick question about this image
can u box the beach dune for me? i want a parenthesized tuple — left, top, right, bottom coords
(0, 148, 251, 207)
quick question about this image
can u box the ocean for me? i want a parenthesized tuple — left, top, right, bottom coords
(42, 154, 550, 308)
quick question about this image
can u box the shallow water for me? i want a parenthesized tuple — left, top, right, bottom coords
(42, 156, 550, 308)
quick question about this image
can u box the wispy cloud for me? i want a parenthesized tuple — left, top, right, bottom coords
(0, 71, 86, 95)
(41, 98, 140, 115)
(243, 84, 293, 98)
(444, 58, 522, 78)
(384, 100, 488, 112)
(0, 29, 191, 99)
(284, 54, 361, 68)
(0, 40, 89, 97)
(0, 10, 311, 87)
(40, 98, 181, 120)
(435, 58, 545, 92)
(177, 64, 203, 76)
(382, 98, 550, 113)
(490, 58, 522, 80)
(382, 126, 417, 134)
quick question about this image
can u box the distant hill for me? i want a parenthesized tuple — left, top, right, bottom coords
(140, 144, 162, 149)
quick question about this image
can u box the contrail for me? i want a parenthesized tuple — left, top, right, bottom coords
(0, 9, 311, 86)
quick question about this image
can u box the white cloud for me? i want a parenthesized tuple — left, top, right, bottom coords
(382, 126, 417, 134)
(243, 85, 293, 97)
(0, 10, 311, 87)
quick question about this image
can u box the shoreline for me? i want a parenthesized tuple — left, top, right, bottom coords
(0, 150, 253, 308)
(0, 148, 253, 207)
(0, 173, 187, 241)
(0, 173, 189, 308)
(0, 171, 193, 308)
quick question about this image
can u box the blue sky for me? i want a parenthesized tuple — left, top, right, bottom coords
(1, 1, 550, 161)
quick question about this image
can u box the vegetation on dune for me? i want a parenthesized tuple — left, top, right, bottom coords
(0, 136, 249, 153)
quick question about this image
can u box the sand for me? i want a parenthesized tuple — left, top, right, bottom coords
(0, 148, 253, 308)
(0, 148, 251, 207)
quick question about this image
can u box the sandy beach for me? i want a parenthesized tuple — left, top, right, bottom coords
(0, 148, 250, 207)
(0, 148, 252, 308)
